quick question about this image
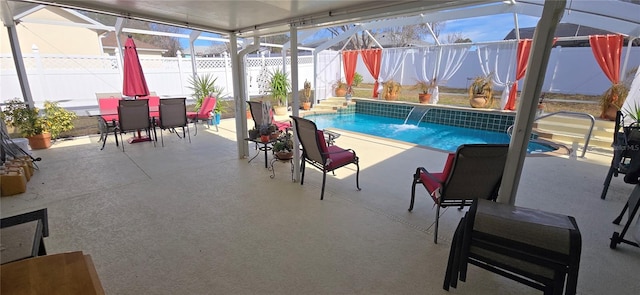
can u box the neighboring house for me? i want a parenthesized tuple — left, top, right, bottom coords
(100, 32, 166, 58)
(0, 5, 108, 55)
(503, 23, 640, 47)
(182, 44, 228, 57)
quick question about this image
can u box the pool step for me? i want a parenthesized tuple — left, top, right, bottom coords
(532, 114, 615, 152)
(312, 97, 355, 111)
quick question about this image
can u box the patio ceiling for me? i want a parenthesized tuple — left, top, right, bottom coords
(3, 0, 493, 37)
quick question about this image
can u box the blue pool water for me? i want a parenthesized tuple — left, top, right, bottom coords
(307, 113, 554, 153)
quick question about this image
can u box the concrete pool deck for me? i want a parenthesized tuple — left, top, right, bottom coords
(1, 117, 639, 294)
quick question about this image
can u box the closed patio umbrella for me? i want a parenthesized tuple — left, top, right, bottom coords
(123, 35, 149, 98)
(122, 35, 151, 142)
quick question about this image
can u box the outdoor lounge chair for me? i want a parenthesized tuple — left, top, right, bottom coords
(187, 96, 218, 135)
(247, 101, 291, 132)
(158, 97, 190, 147)
(409, 144, 509, 243)
(289, 116, 360, 200)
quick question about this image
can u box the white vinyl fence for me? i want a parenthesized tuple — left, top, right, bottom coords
(2, 45, 639, 110)
(0, 51, 315, 109)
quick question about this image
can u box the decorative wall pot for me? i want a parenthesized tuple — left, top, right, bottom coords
(27, 132, 51, 149)
(335, 88, 347, 97)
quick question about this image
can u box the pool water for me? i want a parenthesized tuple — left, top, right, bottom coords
(306, 113, 555, 153)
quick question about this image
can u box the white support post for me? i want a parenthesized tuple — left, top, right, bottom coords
(176, 50, 184, 95)
(498, 0, 567, 205)
(233, 36, 260, 159)
(189, 31, 201, 78)
(5, 23, 34, 108)
(290, 25, 300, 182)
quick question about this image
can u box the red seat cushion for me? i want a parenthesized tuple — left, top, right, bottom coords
(325, 145, 355, 170)
(419, 153, 455, 202)
(317, 130, 329, 153)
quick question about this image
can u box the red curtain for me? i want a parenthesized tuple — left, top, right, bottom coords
(360, 49, 382, 98)
(505, 39, 532, 110)
(589, 34, 623, 84)
(342, 50, 359, 93)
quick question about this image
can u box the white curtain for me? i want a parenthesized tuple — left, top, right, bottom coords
(378, 48, 407, 98)
(316, 50, 341, 100)
(622, 66, 640, 125)
(477, 41, 517, 109)
(413, 45, 470, 104)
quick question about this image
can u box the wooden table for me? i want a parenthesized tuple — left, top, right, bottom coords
(0, 251, 105, 295)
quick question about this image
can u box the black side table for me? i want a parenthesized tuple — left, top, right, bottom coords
(245, 137, 276, 168)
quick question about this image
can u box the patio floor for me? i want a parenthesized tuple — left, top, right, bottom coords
(2, 117, 639, 294)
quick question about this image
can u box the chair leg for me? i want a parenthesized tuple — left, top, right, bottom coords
(119, 133, 125, 152)
(434, 204, 441, 244)
(354, 159, 361, 191)
(186, 126, 191, 143)
(409, 171, 419, 212)
(193, 119, 198, 136)
(601, 165, 616, 199)
(321, 169, 327, 200)
(160, 128, 165, 147)
(300, 160, 306, 185)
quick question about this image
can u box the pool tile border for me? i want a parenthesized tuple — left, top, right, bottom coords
(353, 98, 516, 133)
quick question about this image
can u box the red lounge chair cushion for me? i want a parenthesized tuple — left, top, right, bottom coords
(326, 146, 356, 170)
(274, 121, 291, 131)
(419, 153, 455, 201)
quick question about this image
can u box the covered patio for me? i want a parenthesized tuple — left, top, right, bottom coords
(2, 119, 639, 294)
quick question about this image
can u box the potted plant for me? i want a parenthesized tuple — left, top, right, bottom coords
(383, 80, 401, 101)
(269, 69, 291, 116)
(212, 100, 226, 125)
(414, 80, 436, 104)
(333, 79, 347, 97)
(272, 133, 294, 160)
(468, 74, 493, 108)
(302, 80, 312, 110)
(600, 83, 630, 121)
(187, 73, 223, 111)
(1, 99, 77, 149)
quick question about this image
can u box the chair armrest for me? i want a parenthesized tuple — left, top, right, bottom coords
(416, 167, 444, 186)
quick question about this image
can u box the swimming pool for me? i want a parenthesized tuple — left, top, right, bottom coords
(306, 113, 555, 153)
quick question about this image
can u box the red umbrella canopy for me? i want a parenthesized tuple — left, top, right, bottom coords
(122, 36, 149, 98)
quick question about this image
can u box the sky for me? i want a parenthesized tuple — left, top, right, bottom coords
(179, 13, 541, 50)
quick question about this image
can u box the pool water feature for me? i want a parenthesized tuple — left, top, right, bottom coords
(306, 113, 556, 153)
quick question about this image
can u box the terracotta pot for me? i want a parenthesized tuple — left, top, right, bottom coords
(470, 95, 490, 108)
(270, 132, 279, 140)
(335, 88, 347, 97)
(273, 106, 287, 116)
(418, 93, 431, 104)
(302, 102, 311, 110)
(27, 132, 52, 149)
(260, 135, 270, 143)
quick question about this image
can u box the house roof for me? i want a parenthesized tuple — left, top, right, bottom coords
(504, 23, 639, 47)
(100, 32, 165, 52)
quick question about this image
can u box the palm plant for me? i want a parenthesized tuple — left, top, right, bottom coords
(187, 74, 223, 111)
(269, 69, 291, 106)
